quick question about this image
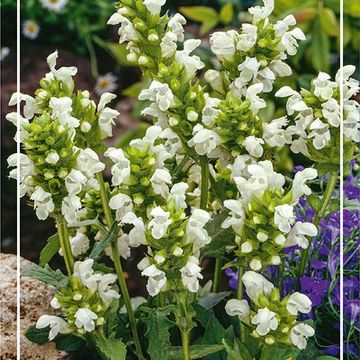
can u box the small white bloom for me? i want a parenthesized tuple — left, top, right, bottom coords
(109, 193, 133, 221)
(249, 258, 262, 271)
(36, 315, 70, 341)
(274, 15, 296, 37)
(187, 124, 221, 156)
(104, 147, 131, 186)
(243, 136, 264, 158)
(263, 117, 291, 147)
(160, 31, 178, 58)
(61, 194, 82, 224)
(242, 271, 274, 302)
(313, 72, 336, 100)
(286, 292, 312, 316)
(280, 28, 305, 56)
(97, 92, 119, 137)
(269, 60, 292, 77)
(144, 0, 166, 14)
(222, 199, 245, 232)
(141, 264, 167, 296)
(121, 212, 147, 247)
(225, 299, 251, 324)
(65, 169, 87, 195)
(7, 153, 34, 196)
(50, 297, 61, 309)
(210, 30, 238, 61)
(180, 256, 203, 293)
(292, 168, 318, 201)
(30, 186, 54, 220)
(94, 73, 117, 96)
(49, 97, 79, 129)
(74, 308, 98, 332)
(249, 0, 274, 24)
(285, 222, 318, 249)
(45, 151, 60, 164)
(252, 307, 278, 336)
(290, 323, 315, 350)
(186, 209, 211, 251)
(105, 233, 131, 260)
(236, 57, 260, 88)
(321, 98, 340, 127)
(150, 168, 172, 198)
(274, 204, 295, 233)
(22, 20, 40, 40)
(119, 296, 147, 314)
(98, 274, 120, 307)
(201, 95, 221, 126)
(46, 51, 77, 88)
(107, 11, 138, 43)
(9, 92, 38, 119)
(74, 258, 102, 292)
(204, 70, 224, 94)
(40, 0, 68, 12)
(168, 13, 187, 41)
(6, 112, 30, 142)
(69, 230, 90, 257)
(169, 182, 188, 209)
(241, 241, 253, 254)
(77, 148, 105, 178)
(148, 206, 172, 239)
(308, 118, 331, 149)
(139, 80, 175, 111)
(237, 23, 257, 52)
(245, 83, 266, 112)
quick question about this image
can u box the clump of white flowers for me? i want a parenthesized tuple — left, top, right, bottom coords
(225, 271, 314, 350)
(222, 159, 318, 270)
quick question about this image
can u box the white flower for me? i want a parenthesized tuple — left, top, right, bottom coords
(204, 70, 224, 94)
(175, 39, 205, 80)
(148, 206, 172, 239)
(225, 299, 251, 324)
(187, 124, 221, 156)
(274, 15, 296, 37)
(169, 182, 188, 209)
(242, 271, 274, 302)
(40, 0, 68, 12)
(7, 153, 34, 196)
(61, 194, 82, 224)
(280, 28, 305, 56)
(144, 0, 166, 14)
(107, 12, 138, 43)
(160, 31, 178, 58)
(292, 168, 318, 201)
(46, 51, 77, 88)
(210, 30, 238, 61)
(236, 57, 260, 88)
(121, 212, 146, 247)
(168, 13, 187, 41)
(65, 169, 87, 195)
(94, 73, 117, 96)
(150, 168, 172, 198)
(180, 256, 203, 293)
(49, 97, 79, 129)
(105, 148, 131, 186)
(290, 323, 315, 350)
(344, 103, 360, 142)
(50, 297, 61, 309)
(119, 296, 147, 314)
(36, 315, 70, 341)
(286, 292, 312, 316)
(222, 200, 245, 233)
(186, 209, 211, 251)
(73, 258, 102, 292)
(243, 136, 264, 158)
(22, 20, 40, 40)
(275, 86, 308, 115)
(251, 308, 278, 336)
(98, 274, 120, 307)
(202, 95, 221, 126)
(269, 60, 292, 77)
(97, 92, 119, 137)
(109, 193, 133, 221)
(69, 230, 90, 257)
(74, 308, 98, 332)
(139, 80, 175, 111)
(321, 98, 340, 127)
(8, 92, 38, 119)
(274, 204, 295, 233)
(77, 148, 105, 178)
(308, 118, 331, 149)
(30, 187, 54, 220)
(285, 222, 318, 249)
(245, 83, 266, 112)
(249, 0, 274, 24)
(263, 117, 291, 147)
(106, 233, 131, 260)
(141, 264, 167, 296)
(237, 24, 257, 52)
(313, 72, 336, 100)
(6, 112, 30, 142)
(159, 128, 182, 157)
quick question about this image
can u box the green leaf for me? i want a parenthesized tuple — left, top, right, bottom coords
(319, 8, 339, 37)
(222, 340, 244, 360)
(307, 194, 322, 212)
(94, 333, 127, 360)
(201, 212, 234, 258)
(169, 345, 224, 359)
(144, 306, 175, 360)
(25, 325, 49, 345)
(266, 346, 299, 360)
(22, 264, 68, 288)
(199, 292, 231, 309)
(55, 334, 85, 352)
(311, 21, 330, 71)
(344, 199, 360, 211)
(179, 6, 218, 35)
(122, 80, 149, 98)
(116, 123, 149, 150)
(39, 233, 60, 267)
(219, 3, 233, 25)
(89, 222, 117, 260)
(316, 357, 339, 360)
(67, 218, 105, 232)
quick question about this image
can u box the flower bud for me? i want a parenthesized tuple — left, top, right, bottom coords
(274, 234, 286, 246)
(138, 56, 149, 66)
(45, 151, 60, 164)
(241, 241, 253, 254)
(127, 53, 138, 63)
(169, 117, 179, 127)
(257, 231, 268, 242)
(187, 110, 198, 122)
(265, 336, 275, 345)
(80, 121, 92, 133)
(249, 258, 262, 271)
(133, 193, 144, 205)
(172, 246, 183, 257)
(148, 33, 159, 42)
(270, 255, 281, 265)
(44, 169, 55, 180)
(154, 251, 166, 264)
(96, 317, 105, 326)
(73, 293, 82, 301)
(58, 168, 68, 179)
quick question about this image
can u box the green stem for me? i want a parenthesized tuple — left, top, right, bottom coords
(298, 172, 338, 277)
(56, 215, 74, 274)
(212, 258, 222, 292)
(237, 266, 245, 343)
(83, 29, 99, 79)
(200, 156, 209, 210)
(95, 172, 144, 360)
(181, 330, 191, 360)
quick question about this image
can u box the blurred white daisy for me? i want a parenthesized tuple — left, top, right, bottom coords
(94, 73, 118, 96)
(39, 0, 68, 12)
(22, 20, 40, 40)
(0, 47, 10, 62)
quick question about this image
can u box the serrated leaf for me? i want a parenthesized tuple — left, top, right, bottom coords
(94, 333, 127, 360)
(39, 233, 60, 267)
(199, 292, 231, 309)
(219, 3, 233, 25)
(89, 222, 117, 260)
(179, 6, 218, 35)
(319, 8, 339, 37)
(22, 264, 68, 288)
(144, 306, 175, 360)
(169, 345, 224, 359)
(222, 339, 244, 360)
(311, 21, 330, 71)
(25, 325, 49, 345)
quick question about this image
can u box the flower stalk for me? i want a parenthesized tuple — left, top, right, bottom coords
(95, 172, 145, 360)
(237, 266, 245, 343)
(56, 215, 74, 274)
(181, 329, 191, 360)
